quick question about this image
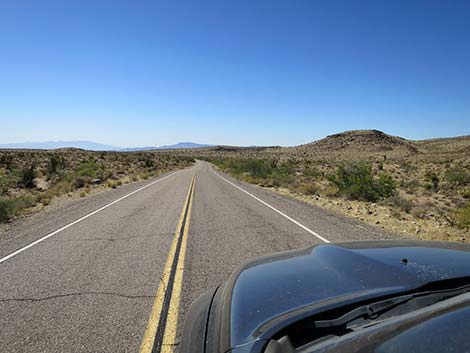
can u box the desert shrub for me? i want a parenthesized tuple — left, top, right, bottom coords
(270, 170, 294, 186)
(329, 162, 396, 202)
(411, 205, 431, 218)
(402, 179, 420, 193)
(47, 155, 66, 174)
(36, 181, 73, 205)
(0, 176, 8, 195)
(0, 198, 14, 222)
(108, 181, 117, 189)
(74, 177, 87, 189)
(0, 173, 18, 194)
(72, 160, 99, 188)
(383, 195, 413, 213)
(96, 166, 113, 181)
(424, 171, 439, 191)
(461, 188, 470, 199)
(76, 160, 97, 178)
(142, 158, 154, 168)
(452, 205, 470, 229)
(20, 165, 36, 188)
(221, 158, 272, 178)
(0, 154, 14, 171)
(302, 167, 321, 178)
(52, 181, 73, 195)
(212, 158, 295, 187)
(321, 184, 338, 197)
(0, 196, 36, 222)
(445, 167, 470, 186)
(241, 159, 272, 178)
(295, 182, 319, 195)
(48, 156, 59, 174)
(375, 174, 396, 199)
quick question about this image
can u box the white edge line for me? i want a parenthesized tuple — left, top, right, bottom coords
(211, 167, 330, 243)
(0, 170, 181, 265)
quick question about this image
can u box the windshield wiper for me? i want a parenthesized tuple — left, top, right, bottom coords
(314, 284, 470, 329)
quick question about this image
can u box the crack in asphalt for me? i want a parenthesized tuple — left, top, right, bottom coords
(1, 271, 172, 304)
(0, 291, 156, 303)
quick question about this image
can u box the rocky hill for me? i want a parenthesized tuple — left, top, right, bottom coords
(175, 130, 470, 163)
(289, 130, 420, 160)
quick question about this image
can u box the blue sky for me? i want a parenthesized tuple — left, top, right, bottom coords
(1, 0, 469, 147)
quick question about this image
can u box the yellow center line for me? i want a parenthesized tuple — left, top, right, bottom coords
(160, 175, 195, 352)
(139, 175, 196, 353)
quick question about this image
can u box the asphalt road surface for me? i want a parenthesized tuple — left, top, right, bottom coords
(0, 160, 401, 353)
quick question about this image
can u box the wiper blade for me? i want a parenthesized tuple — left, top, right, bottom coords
(314, 296, 410, 328)
(314, 284, 470, 329)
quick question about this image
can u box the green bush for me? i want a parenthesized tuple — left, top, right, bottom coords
(445, 167, 470, 186)
(143, 158, 154, 168)
(212, 158, 295, 187)
(376, 174, 397, 199)
(329, 162, 396, 202)
(76, 160, 97, 178)
(241, 159, 272, 178)
(0, 196, 36, 222)
(452, 205, 470, 229)
(424, 171, 439, 191)
(0, 198, 14, 222)
(0, 173, 17, 194)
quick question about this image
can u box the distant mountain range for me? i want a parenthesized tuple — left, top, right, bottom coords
(121, 142, 213, 151)
(0, 141, 213, 151)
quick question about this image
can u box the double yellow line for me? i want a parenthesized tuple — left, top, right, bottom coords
(139, 175, 196, 353)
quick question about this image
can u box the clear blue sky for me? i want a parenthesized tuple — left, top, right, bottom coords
(1, 0, 469, 147)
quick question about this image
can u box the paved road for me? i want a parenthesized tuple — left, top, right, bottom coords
(0, 160, 401, 353)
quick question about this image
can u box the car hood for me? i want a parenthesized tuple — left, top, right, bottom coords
(224, 241, 470, 349)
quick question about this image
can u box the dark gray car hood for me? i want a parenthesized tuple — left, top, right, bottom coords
(224, 241, 470, 349)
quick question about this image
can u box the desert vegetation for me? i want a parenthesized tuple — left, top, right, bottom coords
(0, 149, 194, 223)
(194, 130, 470, 243)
